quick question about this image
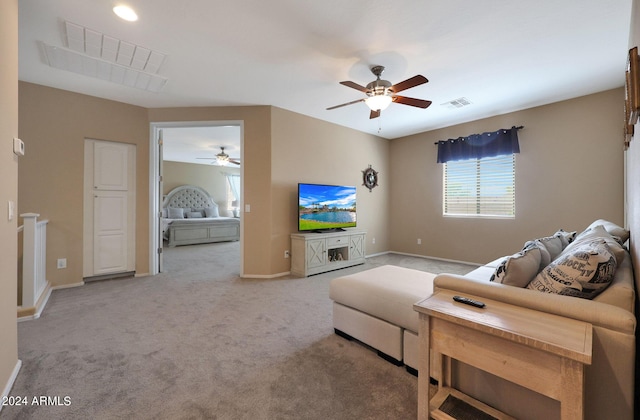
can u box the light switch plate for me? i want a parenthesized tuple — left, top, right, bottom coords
(13, 138, 24, 156)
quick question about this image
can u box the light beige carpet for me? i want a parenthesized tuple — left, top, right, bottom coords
(2, 242, 474, 420)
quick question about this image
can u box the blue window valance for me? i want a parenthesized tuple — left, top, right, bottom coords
(436, 126, 522, 163)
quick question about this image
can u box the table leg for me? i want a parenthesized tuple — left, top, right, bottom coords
(560, 358, 585, 419)
(418, 313, 431, 420)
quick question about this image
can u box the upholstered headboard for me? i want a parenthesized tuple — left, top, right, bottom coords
(162, 185, 218, 210)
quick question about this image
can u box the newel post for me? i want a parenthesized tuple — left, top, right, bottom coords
(20, 213, 39, 308)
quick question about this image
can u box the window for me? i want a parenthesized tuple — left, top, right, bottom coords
(443, 154, 515, 217)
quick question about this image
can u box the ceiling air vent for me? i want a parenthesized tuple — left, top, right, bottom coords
(441, 97, 472, 109)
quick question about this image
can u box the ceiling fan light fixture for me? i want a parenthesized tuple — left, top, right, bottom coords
(365, 94, 393, 111)
(216, 147, 230, 166)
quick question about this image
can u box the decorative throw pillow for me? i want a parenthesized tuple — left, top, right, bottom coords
(523, 240, 552, 270)
(168, 207, 184, 219)
(554, 229, 577, 247)
(586, 219, 630, 243)
(204, 206, 219, 218)
(526, 239, 617, 299)
(490, 247, 541, 287)
(564, 224, 625, 264)
(186, 211, 203, 218)
(535, 235, 564, 260)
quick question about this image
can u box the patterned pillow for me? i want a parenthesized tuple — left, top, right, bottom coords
(586, 219, 629, 243)
(526, 239, 617, 299)
(554, 229, 577, 247)
(186, 211, 204, 218)
(490, 247, 541, 287)
(564, 224, 625, 263)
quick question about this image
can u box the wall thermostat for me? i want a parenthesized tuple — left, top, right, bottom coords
(13, 138, 24, 156)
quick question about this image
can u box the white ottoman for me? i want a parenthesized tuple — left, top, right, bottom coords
(329, 265, 436, 369)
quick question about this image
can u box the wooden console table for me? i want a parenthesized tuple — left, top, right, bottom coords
(414, 290, 592, 419)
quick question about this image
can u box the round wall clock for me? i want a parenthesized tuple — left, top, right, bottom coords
(362, 165, 379, 192)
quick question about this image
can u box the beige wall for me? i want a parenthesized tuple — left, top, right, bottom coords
(270, 107, 389, 274)
(18, 82, 150, 285)
(0, 0, 19, 399)
(390, 89, 625, 264)
(163, 161, 239, 216)
(626, 0, 640, 293)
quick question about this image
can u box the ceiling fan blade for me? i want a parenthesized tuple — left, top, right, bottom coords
(326, 98, 365, 110)
(391, 75, 428, 93)
(369, 109, 381, 119)
(229, 159, 241, 165)
(392, 96, 432, 109)
(339, 81, 369, 93)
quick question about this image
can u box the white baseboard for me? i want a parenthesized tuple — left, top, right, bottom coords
(386, 251, 481, 267)
(0, 359, 22, 414)
(51, 281, 85, 290)
(365, 251, 390, 258)
(18, 283, 53, 322)
(241, 271, 291, 279)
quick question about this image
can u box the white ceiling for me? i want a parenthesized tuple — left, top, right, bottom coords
(161, 125, 241, 166)
(19, 0, 633, 147)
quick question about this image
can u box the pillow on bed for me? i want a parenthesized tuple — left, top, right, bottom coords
(167, 207, 185, 219)
(203, 207, 219, 218)
(186, 211, 204, 218)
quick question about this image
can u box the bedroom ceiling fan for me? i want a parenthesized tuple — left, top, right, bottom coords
(196, 147, 240, 166)
(327, 65, 432, 119)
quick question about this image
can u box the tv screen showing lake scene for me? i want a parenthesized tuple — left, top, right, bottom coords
(298, 183, 357, 231)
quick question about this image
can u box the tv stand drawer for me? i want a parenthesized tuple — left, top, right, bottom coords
(326, 236, 349, 248)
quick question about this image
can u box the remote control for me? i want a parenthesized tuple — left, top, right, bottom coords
(453, 295, 486, 308)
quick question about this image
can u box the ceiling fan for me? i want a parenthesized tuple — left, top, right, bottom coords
(196, 147, 240, 166)
(327, 65, 432, 119)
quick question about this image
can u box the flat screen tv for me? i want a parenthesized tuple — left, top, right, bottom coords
(298, 183, 357, 232)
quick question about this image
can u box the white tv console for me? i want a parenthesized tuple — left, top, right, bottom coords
(290, 230, 366, 277)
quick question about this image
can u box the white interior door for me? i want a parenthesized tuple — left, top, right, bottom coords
(94, 190, 128, 274)
(84, 139, 136, 278)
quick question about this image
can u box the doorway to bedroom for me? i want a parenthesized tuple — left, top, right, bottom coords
(150, 121, 243, 276)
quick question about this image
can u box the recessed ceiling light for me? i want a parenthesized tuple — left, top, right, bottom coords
(113, 5, 138, 22)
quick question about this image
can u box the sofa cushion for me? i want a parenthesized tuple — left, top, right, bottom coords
(329, 265, 436, 332)
(526, 239, 617, 299)
(490, 247, 541, 287)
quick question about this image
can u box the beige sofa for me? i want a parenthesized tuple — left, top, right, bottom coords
(330, 220, 636, 420)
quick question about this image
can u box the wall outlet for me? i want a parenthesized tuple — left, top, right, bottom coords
(372, 237, 376, 244)
(417, 238, 422, 245)
(284, 250, 290, 259)
(57, 258, 67, 269)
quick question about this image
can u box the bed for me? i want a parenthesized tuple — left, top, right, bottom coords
(162, 185, 240, 247)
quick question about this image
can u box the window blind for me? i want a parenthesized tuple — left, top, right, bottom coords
(443, 154, 515, 217)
